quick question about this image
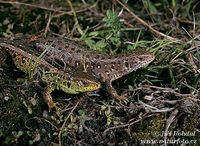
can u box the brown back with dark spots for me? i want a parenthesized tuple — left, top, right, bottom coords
(1, 35, 154, 82)
(33, 36, 154, 82)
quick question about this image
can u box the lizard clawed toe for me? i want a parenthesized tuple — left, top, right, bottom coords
(115, 95, 129, 104)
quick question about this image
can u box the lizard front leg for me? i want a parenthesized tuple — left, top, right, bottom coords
(105, 80, 128, 102)
(43, 86, 57, 111)
(0, 47, 8, 64)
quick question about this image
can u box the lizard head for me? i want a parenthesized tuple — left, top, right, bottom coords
(123, 50, 155, 72)
(93, 49, 155, 82)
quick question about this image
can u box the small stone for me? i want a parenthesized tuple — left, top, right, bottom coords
(144, 95, 153, 101)
(30, 98, 36, 106)
(4, 96, 10, 101)
(3, 18, 10, 25)
(43, 110, 48, 118)
(28, 106, 32, 114)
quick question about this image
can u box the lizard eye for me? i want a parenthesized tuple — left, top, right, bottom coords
(33, 43, 44, 51)
(81, 80, 88, 86)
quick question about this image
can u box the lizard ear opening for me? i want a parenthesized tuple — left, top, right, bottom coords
(138, 56, 145, 62)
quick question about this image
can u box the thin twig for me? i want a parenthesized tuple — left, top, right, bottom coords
(138, 100, 175, 113)
(58, 99, 81, 146)
(44, 12, 52, 36)
(52, 1, 98, 18)
(103, 114, 154, 136)
(0, 0, 72, 15)
(115, 0, 180, 42)
(0, 0, 97, 18)
(67, 0, 83, 35)
(142, 85, 199, 98)
(164, 109, 179, 146)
